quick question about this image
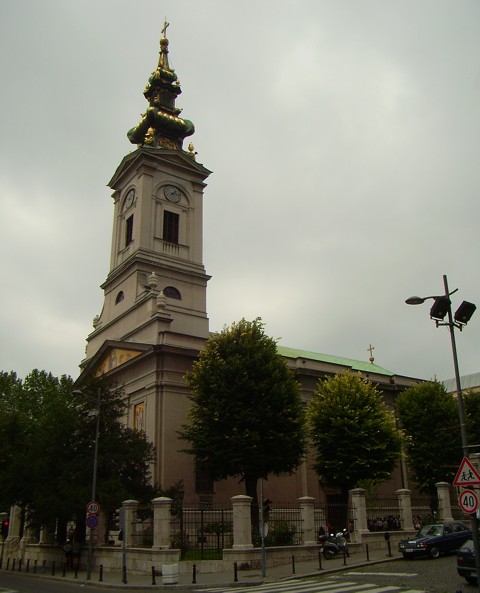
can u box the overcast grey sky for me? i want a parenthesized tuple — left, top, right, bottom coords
(0, 0, 479, 382)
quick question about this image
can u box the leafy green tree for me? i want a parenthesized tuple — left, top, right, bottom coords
(180, 318, 306, 504)
(462, 389, 480, 452)
(0, 371, 157, 543)
(307, 372, 402, 496)
(396, 380, 462, 497)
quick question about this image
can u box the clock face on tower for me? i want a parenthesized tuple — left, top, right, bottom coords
(124, 189, 135, 209)
(164, 185, 181, 203)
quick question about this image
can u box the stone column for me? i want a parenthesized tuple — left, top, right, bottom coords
(469, 453, 480, 475)
(152, 497, 172, 549)
(350, 489, 369, 541)
(435, 482, 454, 522)
(231, 495, 253, 550)
(122, 500, 139, 547)
(396, 489, 414, 530)
(298, 497, 316, 545)
(6, 505, 22, 540)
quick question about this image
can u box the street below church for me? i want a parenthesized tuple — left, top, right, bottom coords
(0, 555, 471, 593)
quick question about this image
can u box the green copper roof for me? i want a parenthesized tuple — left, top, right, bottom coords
(277, 345, 395, 377)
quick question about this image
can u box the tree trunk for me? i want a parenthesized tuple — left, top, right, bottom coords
(244, 474, 259, 531)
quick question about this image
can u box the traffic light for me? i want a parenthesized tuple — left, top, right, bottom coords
(1, 519, 9, 539)
(262, 498, 271, 522)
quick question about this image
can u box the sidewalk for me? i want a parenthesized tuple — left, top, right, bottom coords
(0, 547, 403, 590)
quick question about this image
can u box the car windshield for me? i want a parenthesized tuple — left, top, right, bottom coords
(418, 525, 443, 537)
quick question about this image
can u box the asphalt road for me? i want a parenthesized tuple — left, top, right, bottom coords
(0, 571, 109, 593)
(324, 553, 476, 592)
(0, 554, 475, 593)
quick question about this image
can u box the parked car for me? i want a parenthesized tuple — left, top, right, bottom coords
(457, 538, 477, 585)
(398, 521, 471, 559)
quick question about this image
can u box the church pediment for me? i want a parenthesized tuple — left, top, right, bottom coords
(78, 340, 151, 382)
(95, 347, 143, 376)
(108, 147, 211, 191)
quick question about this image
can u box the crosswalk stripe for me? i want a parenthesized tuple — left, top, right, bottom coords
(197, 580, 425, 593)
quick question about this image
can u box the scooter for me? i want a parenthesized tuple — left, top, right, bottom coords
(319, 530, 349, 560)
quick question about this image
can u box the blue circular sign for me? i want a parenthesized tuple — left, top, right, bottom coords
(86, 514, 99, 529)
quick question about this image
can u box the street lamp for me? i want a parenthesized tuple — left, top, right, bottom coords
(406, 274, 479, 583)
(73, 388, 101, 581)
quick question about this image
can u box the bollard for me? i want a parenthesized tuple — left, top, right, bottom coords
(33, 559, 37, 574)
(192, 563, 197, 584)
(366, 543, 370, 562)
(18, 558, 22, 572)
(52, 560, 56, 576)
(151, 565, 156, 586)
(122, 565, 127, 584)
(42, 559, 46, 574)
(234, 561, 238, 582)
(12, 559, 16, 571)
(343, 545, 347, 566)
(292, 555, 296, 574)
(26, 559, 30, 573)
(99, 564, 103, 582)
(318, 550, 323, 570)
(387, 539, 392, 557)
(63, 562, 66, 577)
(74, 564, 79, 579)
(6, 558, 10, 570)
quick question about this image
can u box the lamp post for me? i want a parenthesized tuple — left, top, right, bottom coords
(73, 387, 101, 581)
(406, 274, 479, 584)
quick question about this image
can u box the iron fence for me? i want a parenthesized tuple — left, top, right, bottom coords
(314, 502, 353, 536)
(253, 502, 303, 546)
(366, 497, 401, 531)
(170, 502, 233, 560)
(130, 504, 153, 548)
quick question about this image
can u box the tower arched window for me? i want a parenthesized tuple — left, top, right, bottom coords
(163, 286, 181, 300)
(115, 291, 125, 304)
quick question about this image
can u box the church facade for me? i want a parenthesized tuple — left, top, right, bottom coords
(78, 25, 421, 505)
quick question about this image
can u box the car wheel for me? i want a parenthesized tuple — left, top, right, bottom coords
(429, 546, 440, 559)
(466, 576, 478, 585)
(402, 553, 410, 559)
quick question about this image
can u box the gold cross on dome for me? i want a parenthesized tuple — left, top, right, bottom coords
(161, 19, 170, 38)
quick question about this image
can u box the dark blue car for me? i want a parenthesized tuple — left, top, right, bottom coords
(398, 521, 471, 559)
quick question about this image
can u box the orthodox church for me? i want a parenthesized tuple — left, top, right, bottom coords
(78, 24, 420, 505)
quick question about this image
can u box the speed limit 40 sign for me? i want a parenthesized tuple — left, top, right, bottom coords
(86, 500, 100, 515)
(459, 489, 479, 514)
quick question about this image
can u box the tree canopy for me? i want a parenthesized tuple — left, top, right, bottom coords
(0, 370, 156, 542)
(464, 389, 480, 448)
(307, 372, 402, 496)
(179, 318, 307, 502)
(396, 380, 462, 495)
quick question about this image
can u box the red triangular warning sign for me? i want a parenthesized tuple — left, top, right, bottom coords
(454, 457, 480, 486)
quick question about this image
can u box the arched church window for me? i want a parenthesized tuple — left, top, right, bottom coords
(163, 286, 181, 300)
(115, 291, 125, 304)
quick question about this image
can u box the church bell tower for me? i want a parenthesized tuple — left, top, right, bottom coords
(79, 25, 211, 492)
(83, 22, 211, 367)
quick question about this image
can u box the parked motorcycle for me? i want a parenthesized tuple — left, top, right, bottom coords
(318, 530, 349, 560)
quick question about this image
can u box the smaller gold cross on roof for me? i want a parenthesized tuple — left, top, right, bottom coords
(367, 344, 375, 364)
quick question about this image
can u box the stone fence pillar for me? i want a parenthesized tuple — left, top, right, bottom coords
(350, 489, 369, 542)
(298, 496, 316, 545)
(396, 489, 414, 530)
(231, 495, 253, 550)
(435, 482, 453, 522)
(6, 505, 22, 541)
(470, 453, 480, 476)
(121, 500, 139, 547)
(152, 497, 172, 549)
